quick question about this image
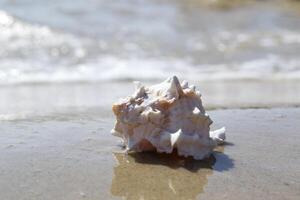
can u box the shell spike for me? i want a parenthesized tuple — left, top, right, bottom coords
(169, 76, 184, 97)
(210, 127, 226, 145)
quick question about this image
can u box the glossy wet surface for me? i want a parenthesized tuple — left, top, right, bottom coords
(111, 151, 230, 200)
(0, 108, 299, 200)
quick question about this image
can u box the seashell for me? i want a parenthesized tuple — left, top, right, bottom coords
(111, 76, 226, 160)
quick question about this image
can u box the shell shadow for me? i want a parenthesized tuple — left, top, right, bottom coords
(212, 151, 234, 172)
(127, 150, 216, 172)
(127, 148, 234, 172)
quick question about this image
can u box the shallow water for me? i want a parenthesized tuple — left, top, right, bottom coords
(1, 0, 300, 84)
(1, 0, 300, 118)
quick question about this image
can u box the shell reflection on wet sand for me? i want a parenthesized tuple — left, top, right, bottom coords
(111, 150, 233, 200)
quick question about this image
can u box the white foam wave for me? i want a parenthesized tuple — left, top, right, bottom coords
(0, 113, 32, 121)
(215, 30, 300, 49)
(1, 10, 300, 84)
(0, 10, 89, 63)
(1, 55, 300, 84)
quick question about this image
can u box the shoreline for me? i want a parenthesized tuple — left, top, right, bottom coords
(1, 79, 300, 121)
(1, 104, 300, 122)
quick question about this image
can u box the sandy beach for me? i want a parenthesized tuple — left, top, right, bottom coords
(1, 107, 299, 200)
(1, 0, 300, 199)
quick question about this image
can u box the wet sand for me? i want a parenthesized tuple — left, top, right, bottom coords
(0, 108, 299, 200)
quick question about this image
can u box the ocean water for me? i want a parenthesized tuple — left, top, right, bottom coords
(1, 0, 300, 84)
(1, 0, 300, 120)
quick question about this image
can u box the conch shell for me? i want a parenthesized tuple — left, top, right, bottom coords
(111, 76, 225, 160)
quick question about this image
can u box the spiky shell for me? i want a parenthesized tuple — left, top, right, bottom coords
(111, 76, 225, 160)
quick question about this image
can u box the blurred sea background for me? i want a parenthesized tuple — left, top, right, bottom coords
(1, 0, 300, 120)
